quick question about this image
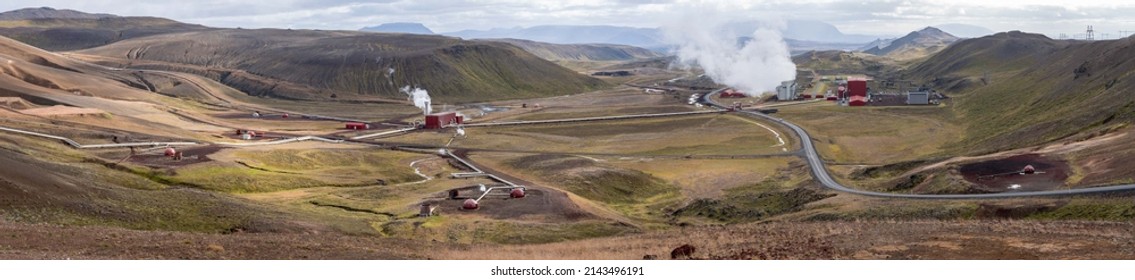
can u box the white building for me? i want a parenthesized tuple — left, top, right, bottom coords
(907, 91, 930, 105)
(776, 80, 797, 101)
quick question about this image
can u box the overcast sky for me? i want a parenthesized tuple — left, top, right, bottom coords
(4, 0, 1135, 38)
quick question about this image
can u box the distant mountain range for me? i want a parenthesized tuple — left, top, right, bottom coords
(485, 38, 659, 62)
(443, 25, 667, 49)
(360, 22, 434, 35)
(360, 20, 888, 50)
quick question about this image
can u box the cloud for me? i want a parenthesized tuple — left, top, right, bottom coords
(1, 0, 1134, 37)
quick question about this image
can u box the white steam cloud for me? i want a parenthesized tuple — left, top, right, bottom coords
(662, 9, 796, 96)
(400, 85, 432, 115)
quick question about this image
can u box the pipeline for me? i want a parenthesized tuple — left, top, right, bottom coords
(463, 110, 722, 128)
(0, 125, 198, 149)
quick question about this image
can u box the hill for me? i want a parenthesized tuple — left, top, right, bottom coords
(0, 8, 209, 51)
(0, 7, 116, 20)
(445, 25, 666, 49)
(793, 50, 898, 77)
(487, 38, 659, 62)
(908, 31, 1135, 154)
(360, 22, 434, 35)
(934, 23, 996, 38)
(863, 27, 959, 60)
(76, 29, 608, 103)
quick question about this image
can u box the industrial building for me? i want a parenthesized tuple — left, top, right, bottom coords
(906, 91, 930, 105)
(847, 78, 868, 98)
(720, 88, 747, 98)
(425, 112, 463, 129)
(776, 80, 797, 101)
(344, 122, 370, 130)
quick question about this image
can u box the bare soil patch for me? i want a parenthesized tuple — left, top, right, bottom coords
(126, 145, 226, 167)
(432, 184, 595, 223)
(959, 154, 1069, 192)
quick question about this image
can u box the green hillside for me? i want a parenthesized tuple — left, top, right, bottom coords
(487, 38, 660, 62)
(909, 31, 1135, 154)
(76, 29, 609, 103)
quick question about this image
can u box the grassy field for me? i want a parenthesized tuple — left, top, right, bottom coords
(605, 157, 797, 200)
(388, 114, 792, 156)
(776, 102, 961, 164)
(153, 146, 423, 193)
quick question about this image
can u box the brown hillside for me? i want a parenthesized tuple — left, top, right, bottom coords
(0, 17, 209, 51)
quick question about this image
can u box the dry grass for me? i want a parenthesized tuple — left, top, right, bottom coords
(438, 219, 1135, 259)
(777, 102, 960, 164)
(606, 157, 797, 200)
(389, 114, 789, 156)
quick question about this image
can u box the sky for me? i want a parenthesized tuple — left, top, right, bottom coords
(3, 0, 1135, 38)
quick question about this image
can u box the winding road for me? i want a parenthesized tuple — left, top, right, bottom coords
(12, 32, 1135, 200)
(702, 88, 1135, 199)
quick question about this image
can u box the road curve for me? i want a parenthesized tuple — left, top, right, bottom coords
(703, 89, 1135, 199)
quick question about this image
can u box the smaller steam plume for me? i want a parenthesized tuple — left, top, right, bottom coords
(400, 85, 432, 115)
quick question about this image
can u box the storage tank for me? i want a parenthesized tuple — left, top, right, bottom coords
(510, 188, 526, 198)
(164, 147, 177, 157)
(462, 199, 479, 210)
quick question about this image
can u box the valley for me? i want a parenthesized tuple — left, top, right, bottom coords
(1, 6, 1134, 261)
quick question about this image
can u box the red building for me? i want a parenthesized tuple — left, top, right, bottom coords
(847, 79, 868, 98)
(425, 112, 463, 129)
(720, 89, 747, 98)
(848, 95, 868, 106)
(345, 122, 370, 130)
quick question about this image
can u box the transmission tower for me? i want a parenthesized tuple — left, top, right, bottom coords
(1120, 30, 1134, 38)
(1087, 25, 1095, 40)
(1059, 33, 1068, 40)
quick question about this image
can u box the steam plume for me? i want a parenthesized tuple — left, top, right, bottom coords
(400, 85, 432, 115)
(662, 9, 796, 96)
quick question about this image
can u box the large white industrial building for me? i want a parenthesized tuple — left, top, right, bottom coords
(776, 80, 797, 101)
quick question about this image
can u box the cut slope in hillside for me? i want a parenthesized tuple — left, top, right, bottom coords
(77, 29, 609, 103)
(487, 38, 659, 62)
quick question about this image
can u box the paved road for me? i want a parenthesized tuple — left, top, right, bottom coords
(703, 88, 1135, 199)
